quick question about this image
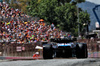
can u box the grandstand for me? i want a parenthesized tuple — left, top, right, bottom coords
(0, 1, 72, 57)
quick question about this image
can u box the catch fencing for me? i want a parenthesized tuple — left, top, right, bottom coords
(78, 38, 100, 58)
(0, 42, 43, 57)
(0, 39, 100, 58)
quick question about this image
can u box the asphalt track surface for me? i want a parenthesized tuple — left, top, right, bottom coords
(0, 58, 100, 66)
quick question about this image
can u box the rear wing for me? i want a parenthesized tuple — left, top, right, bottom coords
(50, 38, 77, 43)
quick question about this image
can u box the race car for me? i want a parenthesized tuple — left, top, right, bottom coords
(43, 38, 88, 59)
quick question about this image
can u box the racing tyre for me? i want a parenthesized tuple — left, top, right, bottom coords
(43, 44, 53, 59)
(76, 43, 88, 58)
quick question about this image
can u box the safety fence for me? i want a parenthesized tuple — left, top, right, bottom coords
(78, 38, 100, 58)
(0, 39, 100, 58)
(0, 42, 43, 57)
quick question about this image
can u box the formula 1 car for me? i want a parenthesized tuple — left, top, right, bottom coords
(43, 38, 88, 59)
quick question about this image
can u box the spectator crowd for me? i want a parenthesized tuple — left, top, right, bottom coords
(0, 2, 72, 44)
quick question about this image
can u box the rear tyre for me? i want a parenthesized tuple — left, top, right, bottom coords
(43, 44, 53, 59)
(76, 43, 88, 58)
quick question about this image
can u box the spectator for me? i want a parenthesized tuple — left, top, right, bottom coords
(0, 1, 70, 44)
(51, 23, 54, 30)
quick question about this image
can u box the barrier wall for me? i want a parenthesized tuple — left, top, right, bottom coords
(0, 42, 43, 57)
(1, 39, 100, 58)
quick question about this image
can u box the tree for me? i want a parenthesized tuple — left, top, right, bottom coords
(9, 0, 31, 13)
(27, 0, 41, 16)
(9, 0, 20, 9)
(16, 0, 31, 13)
(27, 0, 90, 36)
(58, 0, 71, 5)
(55, 3, 77, 32)
(72, 0, 85, 3)
(37, 0, 58, 24)
(71, 0, 85, 5)
(79, 11, 90, 35)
